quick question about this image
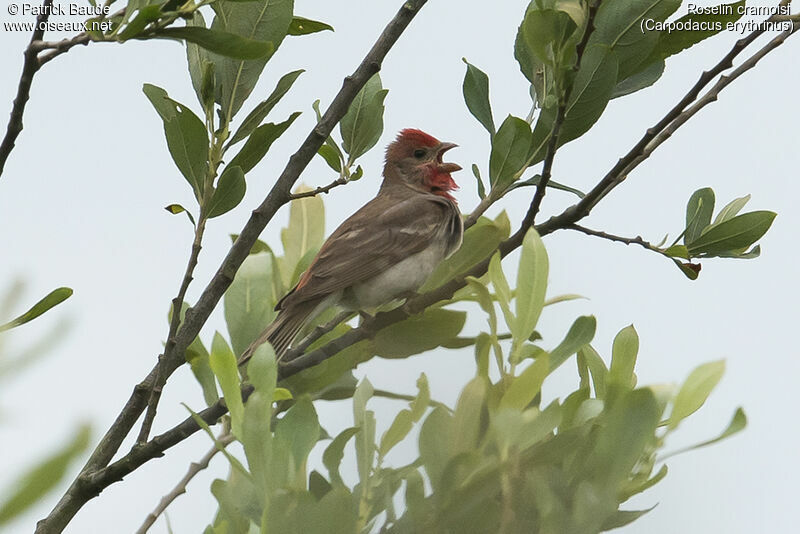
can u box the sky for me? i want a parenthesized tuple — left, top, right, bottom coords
(0, 0, 798, 533)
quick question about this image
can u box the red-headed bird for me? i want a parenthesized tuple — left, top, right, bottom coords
(238, 129, 464, 366)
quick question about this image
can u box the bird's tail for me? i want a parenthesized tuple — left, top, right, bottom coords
(238, 301, 318, 368)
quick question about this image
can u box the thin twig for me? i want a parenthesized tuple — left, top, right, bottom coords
(0, 0, 54, 177)
(137, 216, 208, 444)
(567, 224, 663, 253)
(36, 34, 92, 66)
(289, 176, 349, 199)
(136, 431, 234, 534)
(524, 0, 602, 227)
(36, 2, 431, 532)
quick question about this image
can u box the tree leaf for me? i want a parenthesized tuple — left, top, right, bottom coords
(500, 355, 550, 411)
(208, 165, 246, 218)
(471, 164, 486, 199)
(462, 59, 495, 135)
(228, 111, 301, 174)
(0, 425, 90, 525)
(142, 84, 208, 197)
(548, 315, 597, 372)
(352, 379, 376, 487)
(228, 69, 305, 147)
(687, 211, 776, 256)
(489, 115, 531, 188)
(323, 427, 360, 486)
(209, 332, 244, 438)
(379, 409, 414, 457)
(410, 373, 431, 422)
(373, 309, 467, 359)
(611, 59, 664, 99)
(317, 144, 342, 172)
(608, 325, 639, 389)
(210, 0, 294, 119)
(241, 345, 276, 497)
(713, 194, 750, 226)
(151, 27, 274, 59)
(668, 360, 725, 430)
(279, 184, 325, 286)
(513, 227, 549, 343)
(663, 407, 746, 458)
(224, 252, 277, 358)
(274, 396, 319, 485)
(653, 1, 745, 61)
(185, 11, 210, 111)
(288, 16, 334, 35)
(488, 252, 514, 330)
(684, 187, 715, 244)
(580, 345, 608, 399)
(340, 73, 388, 163)
(0, 287, 72, 332)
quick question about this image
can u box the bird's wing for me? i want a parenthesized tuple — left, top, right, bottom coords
(280, 192, 457, 308)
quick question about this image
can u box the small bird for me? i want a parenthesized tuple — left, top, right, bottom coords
(238, 128, 464, 366)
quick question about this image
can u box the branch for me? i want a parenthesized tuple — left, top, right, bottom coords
(36, 2, 431, 532)
(0, 0, 54, 178)
(137, 217, 208, 444)
(524, 0, 601, 227)
(35, 34, 92, 66)
(289, 176, 350, 199)
(549, 9, 795, 225)
(136, 431, 234, 534)
(566, 224, 664, 254)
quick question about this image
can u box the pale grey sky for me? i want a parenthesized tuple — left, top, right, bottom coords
(1, 1, 798, 533)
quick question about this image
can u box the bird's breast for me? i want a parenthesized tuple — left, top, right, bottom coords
(342, 240, 449, 310)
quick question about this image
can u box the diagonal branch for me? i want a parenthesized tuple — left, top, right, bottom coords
(0, 0, 54, 177)
(289, 176, 350, 199)
(567, 223, 664, 254)
(35, 2, 431, 533)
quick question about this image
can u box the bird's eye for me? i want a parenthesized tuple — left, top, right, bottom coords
(413, 149, 426, 159)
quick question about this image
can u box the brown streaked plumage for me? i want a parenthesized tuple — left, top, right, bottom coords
(238, 129, 464, 366)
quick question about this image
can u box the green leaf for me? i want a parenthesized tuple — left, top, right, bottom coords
(451, 377, 487, 454)
(521, 6, 577, 68)
(653, 1, 746, 61)
(489, 115, 532, 188)
(379, 409, 414, 457)
(611, 59, 665, 98)
(668, 360, 725, 430)
(663, 244, 689, 259)
(210, 0, 294, 119)
(602, 507, 657, 530)
(687, 211, 776, 256)
(224, 252, 278, 358)
(579, 345, 608, 399)
(185, 335, 218, 408)
(663, 407, 747, 458)
(513, 227, 549, 343)
(323, 427, 360, 486)
(228, 69, 305, 147)
(280, 184, 325, 286)
(142, 84, 208, 197)
(608, 325, 639, 389)
(353, 378, 376, 486)
(185, 11, 211, 111)
(274, 396, 320, 485)
(488, 252, 514, 330)
(500, 355, 550, 411)
(288, 16, 334, 35)
(674, 259, 702, 280)
(684, 187, 715, 244)
(423, 213, 510, 291)
(227, 111, 301, 174)
(713, 194, 751, 225)
(0, 425, 90, 525)
(548, 315, 597, 372)
(208, 165, 246, 218)
(462, 59, 495, 135)
(209, 332, 244, 438)
(317, 144, 342, 172)
(241, 346, 276, 497)
(0, 287, 72, 332)
(410, 373, 431, 422)
(340, 73, 388, 163)
(419, 406, 454, 491)
(117, 4, 162, 41)
(164, 203, 196, 226)
(471, 164, 486, 199)
(374, 309, 466, 359)
(151, 27, 274, 59)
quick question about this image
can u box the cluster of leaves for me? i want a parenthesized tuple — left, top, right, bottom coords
(660, 188, 776, 279)
(183, 228, 744, 533)
(0, 286, 89, 527)
(463, 0, 746, 200)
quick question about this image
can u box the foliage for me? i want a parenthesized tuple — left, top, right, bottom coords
(1, 0, 793, 531)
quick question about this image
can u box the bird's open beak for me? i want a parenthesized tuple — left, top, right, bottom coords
(436, 142, 461, 174)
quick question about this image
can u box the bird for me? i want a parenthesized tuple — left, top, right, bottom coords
(238, 128, 464, 367)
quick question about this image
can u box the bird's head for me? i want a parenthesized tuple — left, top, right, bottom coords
(383, 129, 461, 202)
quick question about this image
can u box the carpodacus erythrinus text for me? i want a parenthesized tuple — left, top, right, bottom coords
(238, 129, 464, 366)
